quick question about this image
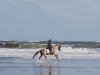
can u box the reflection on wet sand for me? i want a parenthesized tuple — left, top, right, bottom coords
(34, 63, 60, 75)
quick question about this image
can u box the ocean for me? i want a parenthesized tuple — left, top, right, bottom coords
(0, 47, 100, 75)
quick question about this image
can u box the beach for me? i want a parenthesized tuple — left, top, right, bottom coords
(0, 57, 100, 75)
(0, 47, 100, 75)
(1, 0, 100, 74)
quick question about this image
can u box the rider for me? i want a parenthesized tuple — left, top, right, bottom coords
(46, 39, 52, 54)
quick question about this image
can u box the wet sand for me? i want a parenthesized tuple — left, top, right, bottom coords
(0, 58, 100, 75)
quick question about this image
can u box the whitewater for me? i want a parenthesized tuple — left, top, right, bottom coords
(0, 47, 100, 59)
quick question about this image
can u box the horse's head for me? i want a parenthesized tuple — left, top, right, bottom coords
(58, 44, 61, 51)
(52, 44, 61, 51)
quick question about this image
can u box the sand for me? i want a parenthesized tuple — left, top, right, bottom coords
(0, 57, 100, 75)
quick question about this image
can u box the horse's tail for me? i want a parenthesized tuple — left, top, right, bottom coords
(32, 50, 40, 59)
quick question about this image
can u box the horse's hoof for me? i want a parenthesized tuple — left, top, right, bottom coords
(58, 60, 60, 62)
(48, 60, 50, 62)
(32, 57, 34, 59)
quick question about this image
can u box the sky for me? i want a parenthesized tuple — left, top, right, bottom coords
(0, 0, 100, 41)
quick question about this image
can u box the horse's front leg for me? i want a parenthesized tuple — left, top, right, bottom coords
(55, 54, 60, 62)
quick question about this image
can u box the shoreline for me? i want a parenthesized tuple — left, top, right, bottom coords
(0, 58, 100, 75)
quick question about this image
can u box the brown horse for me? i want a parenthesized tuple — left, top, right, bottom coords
(33, 44, 61, 62)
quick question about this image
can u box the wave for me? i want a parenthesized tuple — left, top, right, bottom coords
(59, 47, 100, 59)
(0, 47, 100, 59)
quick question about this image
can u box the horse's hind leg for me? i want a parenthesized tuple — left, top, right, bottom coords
(39, 54, 43, 59)
(43, 54, 47, 59)
(33, 51, 40, 59)
(55, 55, 60, 62)
(43, 54, 50, 62)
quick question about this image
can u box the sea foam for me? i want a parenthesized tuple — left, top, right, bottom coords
(0, 47, 100, 59)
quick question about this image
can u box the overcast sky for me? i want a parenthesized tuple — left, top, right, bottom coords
(0, 0, 100, 41)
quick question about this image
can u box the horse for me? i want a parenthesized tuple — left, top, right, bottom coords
(33, 44, 61, 62)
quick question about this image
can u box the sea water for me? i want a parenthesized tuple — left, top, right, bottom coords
(0, 48, 100, 75)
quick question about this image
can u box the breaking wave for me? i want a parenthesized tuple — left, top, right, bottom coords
(0, 47, 100, 59)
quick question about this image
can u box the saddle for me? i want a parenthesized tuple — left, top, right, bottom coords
(49, 50, 53, 55)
